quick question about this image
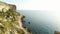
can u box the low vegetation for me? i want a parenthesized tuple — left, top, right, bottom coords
(0, 9, 25, 34)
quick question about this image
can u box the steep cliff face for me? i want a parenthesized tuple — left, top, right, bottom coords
(0, 1, 31, 34)
(0, 1, 16, 12)
(54, 31, 60, 34)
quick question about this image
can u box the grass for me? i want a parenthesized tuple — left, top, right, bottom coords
(0, 9, 25, 34)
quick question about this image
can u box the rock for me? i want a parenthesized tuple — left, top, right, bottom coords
(0, 23, 4, 28)
(0, 1, 32, 34)
(54, 31, 60, 34)
(28, 22, 30, 24)
(0, 1, 16, 12)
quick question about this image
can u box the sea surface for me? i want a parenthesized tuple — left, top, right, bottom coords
(18, 10, 60, 34)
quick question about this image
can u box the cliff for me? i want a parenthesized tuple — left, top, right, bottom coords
(0, 1, 31, 34)
(0, 1, 16, 12)
(54, 31, 60, 34)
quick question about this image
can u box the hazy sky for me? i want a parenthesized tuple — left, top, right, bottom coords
(0, 0, 60, 11)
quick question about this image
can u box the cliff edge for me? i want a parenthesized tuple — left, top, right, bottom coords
(0, 1, 31, 34)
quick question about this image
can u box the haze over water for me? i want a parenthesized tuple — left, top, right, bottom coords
(18, 10, 60, 34)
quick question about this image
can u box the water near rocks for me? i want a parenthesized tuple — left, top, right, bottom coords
(18, 10, 60, 34)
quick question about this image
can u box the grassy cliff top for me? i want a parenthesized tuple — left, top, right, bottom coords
(0, 1, 32, 34)
(0, 8, 25, 34)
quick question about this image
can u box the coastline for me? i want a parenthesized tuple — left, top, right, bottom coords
(20, 15, 32, 34)
(0, 1, 32, 34)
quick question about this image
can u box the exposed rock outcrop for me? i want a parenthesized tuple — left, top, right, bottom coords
(0, 1, 31, 34)
(54, 31, 60, 34)
(0, 1, 16, 12)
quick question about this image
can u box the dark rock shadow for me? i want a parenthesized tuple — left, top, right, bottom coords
(54, 31, 60, 34)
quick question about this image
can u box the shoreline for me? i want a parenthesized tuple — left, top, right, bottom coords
(21, 15, 32, 34)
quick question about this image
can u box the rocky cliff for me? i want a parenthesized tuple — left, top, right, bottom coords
(0, 1, 31, 34)
(0, 1, 16, 12)
(54, 31, 60, 34)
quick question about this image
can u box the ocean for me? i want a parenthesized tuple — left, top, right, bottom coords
(18, 10, 60, 34)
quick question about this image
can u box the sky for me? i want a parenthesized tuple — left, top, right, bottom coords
(0, 0, 60, 11)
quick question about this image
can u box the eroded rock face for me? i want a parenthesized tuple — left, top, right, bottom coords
(0, 1, 16, 12)
(54, 31, 60, 34)
(0, 1, 31, 34)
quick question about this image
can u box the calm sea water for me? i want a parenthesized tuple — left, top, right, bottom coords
(18, 10, 60, 34)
